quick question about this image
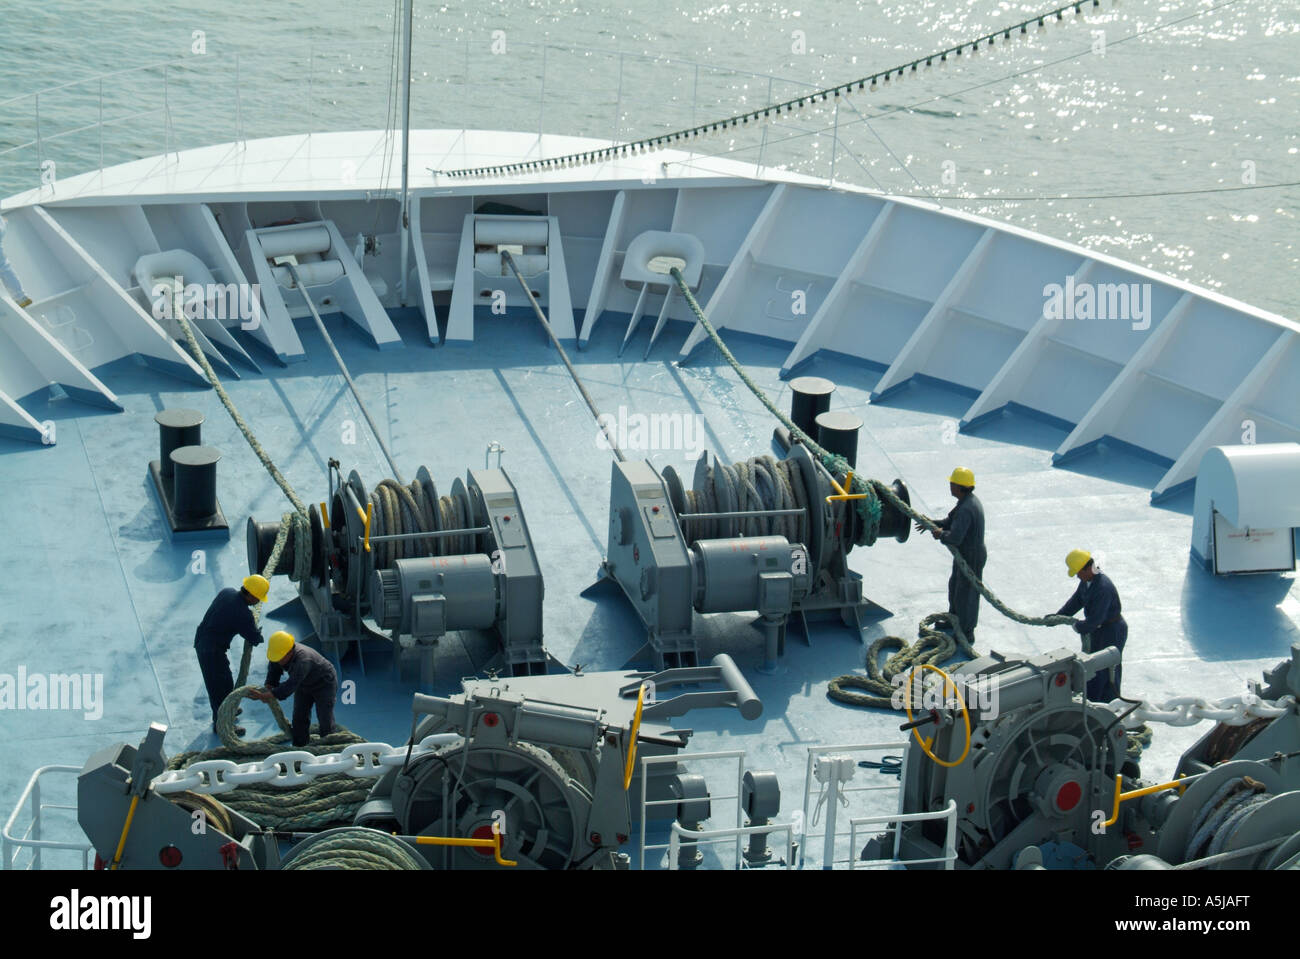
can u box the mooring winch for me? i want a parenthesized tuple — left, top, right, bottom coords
(600, 443, 912, 670)
(247, 459, 547, 680)
(870, 643, 1300, 870)
(353, 653, 770, 869)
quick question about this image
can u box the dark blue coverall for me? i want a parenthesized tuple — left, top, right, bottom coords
(265, 644, 338, 747)
(1057, 571, 1127, 702)
(194, 587, 262, 727)
(937, 492, 986, 642)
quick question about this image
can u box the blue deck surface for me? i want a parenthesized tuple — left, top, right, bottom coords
(2, 306, 1297, 865)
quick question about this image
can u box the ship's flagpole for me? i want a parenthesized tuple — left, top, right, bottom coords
(398, 0, 414, 306)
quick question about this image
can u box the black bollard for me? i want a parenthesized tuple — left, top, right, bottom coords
(155, 409, 204, 481)
(171, 445, 221, 521)
(815, 410, 862, 468)
(789, 377, 835, 438)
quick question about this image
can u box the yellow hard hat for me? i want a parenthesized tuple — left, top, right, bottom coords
(242, 575, 270, 603)
(267, 630, 295, 661)
(948, 467, 975, 488)
(1066, 549, 1092, 577)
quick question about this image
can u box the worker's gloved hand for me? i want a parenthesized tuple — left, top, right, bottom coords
(1071, 620, 1087, 634)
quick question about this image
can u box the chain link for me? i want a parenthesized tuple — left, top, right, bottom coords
(1109, 694, 1295, 728)
(150, 693, 1294, 796)
(151, 734, 462, 796)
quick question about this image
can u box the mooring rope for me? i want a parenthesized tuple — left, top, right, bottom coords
(668, 267, 1072, 631)
(164, 686, 368, 832)
(281, 828, 426, 870)
(169, 290, 368, 831)
(666, 267, 1083, 718)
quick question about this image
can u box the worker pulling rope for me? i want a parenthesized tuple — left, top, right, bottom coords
(169, 286, 367, 832)
(666, 267, 1078, 709)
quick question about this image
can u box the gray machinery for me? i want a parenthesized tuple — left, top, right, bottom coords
(870, 643, 1300, 869)
(354, 653, 771, 869)
(78, 723, 280, 870)
(601, 444, 912, 671)
(248, 459, 548, 679)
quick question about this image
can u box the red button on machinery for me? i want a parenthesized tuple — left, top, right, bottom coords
(471, 824, 497, 856)
(1056, 781, 1082, 812)
(159, 845, 183, 868)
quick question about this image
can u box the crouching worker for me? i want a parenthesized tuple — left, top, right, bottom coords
(1056, 549, 1127, 703)
(248, 631, 337, 747)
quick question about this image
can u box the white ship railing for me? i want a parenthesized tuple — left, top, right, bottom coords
(2, 765, 94, 871)
(667, 820, 797, 871)
(0, 39, 840, 198)
(849, 801, 960, 870)
(637, 749, 746, 870)
(800, 741, 912, 870)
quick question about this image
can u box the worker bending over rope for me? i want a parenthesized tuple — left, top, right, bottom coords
(1054, 550, 1127, 702)
(249, 631, 338, 747)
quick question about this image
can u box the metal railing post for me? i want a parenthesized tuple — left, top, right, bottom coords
(537, 44, 547, 140)
(463, 40, 470, 130)
(98, 78, 104, 179)
(308, 41, 315, 137)
(829, 98, 840, 185)
(235, 53, 244, 144)
(612, 53, 624, 143)
(691, 62, 699, 129)
(30, 778, 41, 871)
(163, 63, 171, 158)
(944, 802, 957, 870)
(756, 75, 773, 174)
(35, 92, 41, 184)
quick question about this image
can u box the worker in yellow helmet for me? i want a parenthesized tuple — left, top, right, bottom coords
(193, 575, 268, 737)
(1055, 550, 1127, 703)
(248, 631, 338, 747)
(914, 467, 986, 644)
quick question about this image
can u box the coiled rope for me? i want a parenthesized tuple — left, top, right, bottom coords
(826, 613, 975, 709)
(281, 828, 426, 870)
(668, 266, 1080, 711)
(1183, 776, 1272, 864)
(684, 454, 808, 544)
(164, 686, 367, 831)
(361, 476, 478, 568)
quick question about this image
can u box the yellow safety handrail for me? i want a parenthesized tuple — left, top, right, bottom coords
(902, 664, 972, 768)
(109, 795, 140, 870)
(356, 503, 372, 553)
(413, 831, 518, 867)
(825, 470, 867, 504)
(624, 683, 647, 790)
(1103, 773, 1191, 828)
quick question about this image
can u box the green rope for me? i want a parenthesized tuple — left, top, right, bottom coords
(168, 288, 365, 832)
(166, 685, 367, 832)
(169, 283, 307, 516)
(828, 613, 974, 709)
(668, 266, 1073, 632)
(169, 286, 312, 686)
(281, 829, 426, 870)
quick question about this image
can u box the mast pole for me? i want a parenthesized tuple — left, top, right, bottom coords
(398, 0, 414, 305)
